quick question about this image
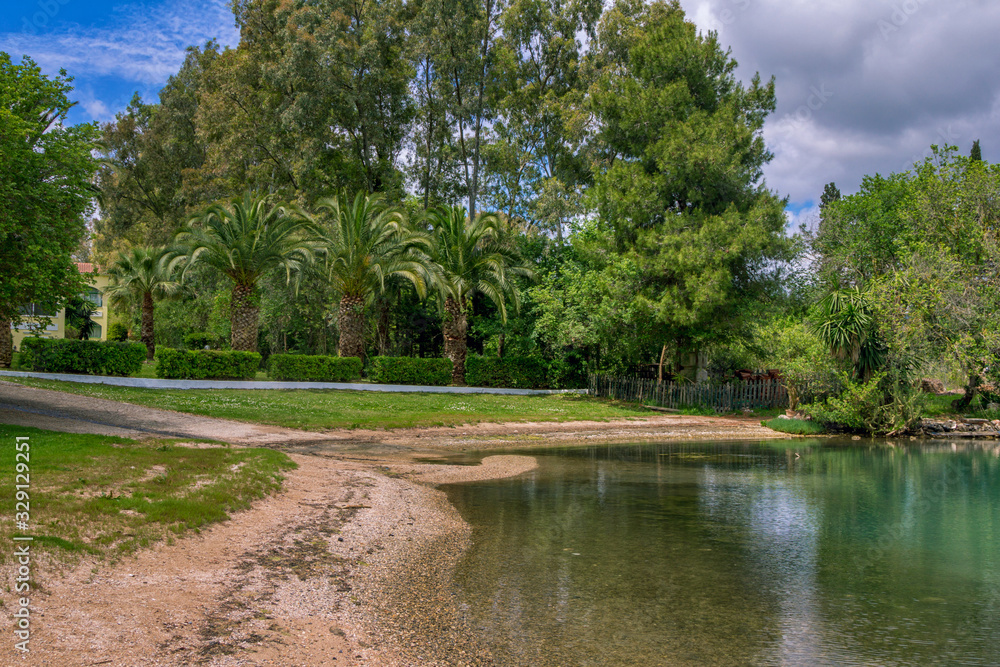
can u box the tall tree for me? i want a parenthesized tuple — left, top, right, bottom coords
(971, 139, 982, 162)
(589, 0, 793, 358)
(176, 193, 318, 351)
(0, 54, 99, 366)
(104, 247, 186, 360)
(819, 182, 841, 209)
(313, 192, 433, 359)
(427, 206, 533, 383)
(94, 44, 219, 259)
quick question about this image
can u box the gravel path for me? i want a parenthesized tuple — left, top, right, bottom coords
(0, 380, 331, 445)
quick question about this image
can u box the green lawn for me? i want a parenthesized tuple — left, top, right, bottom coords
(1, 376, 651, 430)
(762, 417, 827, 435)
(0, 424, 295, 564)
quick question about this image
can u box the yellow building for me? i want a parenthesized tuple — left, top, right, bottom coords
(12, 263, 112, 351)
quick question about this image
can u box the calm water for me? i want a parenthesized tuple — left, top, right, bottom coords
(442, 440, 1000, 666)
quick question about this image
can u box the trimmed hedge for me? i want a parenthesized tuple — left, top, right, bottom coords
(369, 356, 452, 386)
(155, 348, 261, 380)
(267, 354, 363, 382)
(20, 338, 146, 376)
(465, 354, 549, 389)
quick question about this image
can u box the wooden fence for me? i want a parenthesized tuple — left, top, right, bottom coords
(588, 375, 789, 411)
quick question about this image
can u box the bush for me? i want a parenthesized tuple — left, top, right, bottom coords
(20, 338, 146, 376)
(108, 322, 130, 342)
(155, 348, 261, 380)
(183, 332, 222, 350)
(267, 354, 363, 382)
(466, 354, 549, 389)
(369, 356, 452, 386)
(802, 372, 924, 435)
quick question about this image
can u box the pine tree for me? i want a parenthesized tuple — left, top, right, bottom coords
(970, 140, 982, 162)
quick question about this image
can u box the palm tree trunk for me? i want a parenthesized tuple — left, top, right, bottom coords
(141, 292, 155, 360)
(0, 317, 12, 368)
(338, 294, 366, 359)
(231, 283, 260, 352)
(443, 296, 468, 385)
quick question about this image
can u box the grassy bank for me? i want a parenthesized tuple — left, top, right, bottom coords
(0, 424, 295, 564)
(1, 377, 651, 430)
(762, 417, 827, 435)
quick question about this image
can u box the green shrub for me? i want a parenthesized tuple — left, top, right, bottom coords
(802, 372, 924, 435)
(267, 354, 363, 382)
(183, 332, 222, 350)
(20, 338, 146, 376)
(466, 354, 549, 389)
(155, 348, 261, 380)
(108, 322, 130, 342)
(369, 356, 452, 386)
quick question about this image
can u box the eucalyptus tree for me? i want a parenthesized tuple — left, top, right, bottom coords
(175, 193, 318, 352)
(427, 206, 534, 384)
(104, 247, 185, 359)
(314, 192, 434, 360)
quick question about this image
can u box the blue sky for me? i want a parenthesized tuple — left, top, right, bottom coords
(3, 0, 999, 231)
(0, 0, 238, 124)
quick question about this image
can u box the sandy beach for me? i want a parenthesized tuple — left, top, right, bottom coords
(0, 391, 788, 666)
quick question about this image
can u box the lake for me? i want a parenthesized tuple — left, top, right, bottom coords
(443, 439, 1000, 666)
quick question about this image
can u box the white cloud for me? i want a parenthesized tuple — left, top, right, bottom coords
(679, 0, 1000, 205)
(0, 0, 239, 85)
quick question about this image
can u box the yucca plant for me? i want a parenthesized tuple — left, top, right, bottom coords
(426, 206, 534, 385)
(104, 246, 185, 359)
(313, 192, 434, 360)
(175, 193, 319, 352)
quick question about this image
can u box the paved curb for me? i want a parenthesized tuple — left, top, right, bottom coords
(0, 370, 588, 396)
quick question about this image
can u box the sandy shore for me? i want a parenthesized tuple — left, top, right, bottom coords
(0, 404, 788, 666)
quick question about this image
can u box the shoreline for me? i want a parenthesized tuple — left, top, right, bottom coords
(1, 416, 786, 666)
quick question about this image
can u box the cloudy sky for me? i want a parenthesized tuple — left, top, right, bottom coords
(2, 0, 997, 226)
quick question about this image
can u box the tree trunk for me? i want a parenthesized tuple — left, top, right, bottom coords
(953, 373, 981, 411)
(338, 294, 366, 360)
(657, 344, 668, 384)
(443, 296, 468, 385)
(377, 300, 391, 357)
(231, 283, 260, 352)
(141, 292, 155, 360)
(0, 318, 12, 368)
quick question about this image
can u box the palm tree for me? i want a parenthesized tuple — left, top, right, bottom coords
(810, 287, 886, 381)
(427, 206, 534, 385)
(314, 192, 433, 360)
(175, 193, 318, 352)
(104, 246, 185, 360)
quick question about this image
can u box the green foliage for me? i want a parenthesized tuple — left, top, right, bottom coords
(20, 338, 146, 376)
(368, 356, 453, 386)
(0, 54, 98, 328)
(267, 354, 363, 382)
(762, 418, 826, 436)
(589, 1, 793, 348)
(108, 322, 130, 342)
(465, 354, 549, 389)
(803, 372, 924, 435)
(154, 348, 261, 380)
(183, 332, 221, 350)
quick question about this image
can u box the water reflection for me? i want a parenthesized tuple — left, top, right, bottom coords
(444, 440, 1000, 666)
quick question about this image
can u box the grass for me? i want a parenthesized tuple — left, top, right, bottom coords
(0, 424, 296, 564)
(762, 417, 827, 435)
(0, 376, 652, 430)
(920, 392, 1000, 420)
